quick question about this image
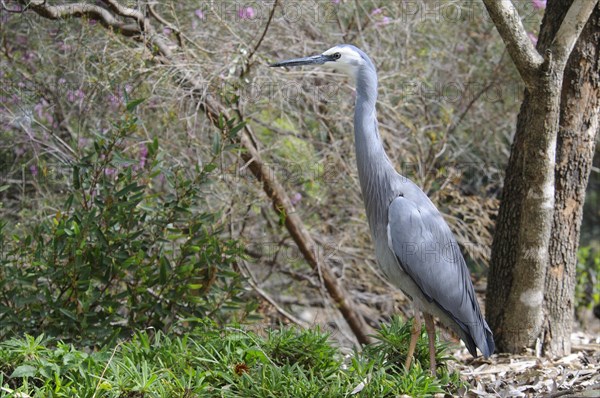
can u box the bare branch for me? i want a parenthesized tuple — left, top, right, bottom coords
(101, 0, 145, 22)
(482, 0, 544, 88)
(551, 0, 599, 70)
(17, 1, 138, 35)
(17, 0, 172, 57)
(246, 0, 278, 64)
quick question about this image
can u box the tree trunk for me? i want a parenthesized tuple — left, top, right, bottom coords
(487, 1, 600, 355)
(543, 6, 599, 357)
(487, 80, 561, 354)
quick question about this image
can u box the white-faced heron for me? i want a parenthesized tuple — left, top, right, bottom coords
(270, 44, 494, 373)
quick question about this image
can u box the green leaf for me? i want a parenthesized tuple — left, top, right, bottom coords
(64, 194, 74, 210)
(94, 225, 109, 247)
(10, 364, 37, 378)
(159, 256, 170, 284)
(73, 166, 80, 189)
(126, 97, 146, 112)
(245, 347, 269, 364)
(115, 183, 143, 198)
(59, 308, 77, 321)
(229, 121, 246, 138)
(72, 221, 80, 235)
(204, 163, 217, 173)
(187, 283, 203, 289)
(212, 131, 221, 154)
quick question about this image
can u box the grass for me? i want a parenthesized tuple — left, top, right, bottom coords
(0, 317, 465, 398)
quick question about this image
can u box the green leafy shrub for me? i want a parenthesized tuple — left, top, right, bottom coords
(363, 316, 453, 373)
(0, 108, 256, 347)
(360, 316, 463, 395)
(575, 246, 600, 312)
(263, 327, 340, 374)
(0, 319, 464, 398)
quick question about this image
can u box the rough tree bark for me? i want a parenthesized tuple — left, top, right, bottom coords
(544, 6, 599, 356)
(484, 0, 599, 355)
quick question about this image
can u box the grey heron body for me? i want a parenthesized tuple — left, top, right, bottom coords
(270, 44, 494, 371)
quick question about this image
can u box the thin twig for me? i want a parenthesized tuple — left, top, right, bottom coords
(92, 341, 123, 398)
(238, 260, 310, 328)
(246, 0, 278, 64)
(446, 51, 508, 138)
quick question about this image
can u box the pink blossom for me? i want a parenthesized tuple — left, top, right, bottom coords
(532, 0, 546, 10)
(371, 8, 382, 15)
(66, 89, 85, 103)
(376, 16, 391, 26)
(163, 27, 172, 35)
(108, 93, 123, 111)
(290, 192, 302, 205)
(331, 0, 340, 4)
(32, 100, 53, 123)
(34, 99, 48, 119)
(139, 144, 149, 169)
(238, 6, 255, 19)
(194, 9, 205, 19)
(22, 51, 35, 62)
(104, 168, 117, 176)
(30, 165, 38, 177)
(58, 41, 71, 52)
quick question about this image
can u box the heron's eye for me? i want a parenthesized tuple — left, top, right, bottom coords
(332, 52, 341, 60)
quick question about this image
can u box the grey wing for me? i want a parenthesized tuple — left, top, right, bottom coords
(387, 195, 494, 357)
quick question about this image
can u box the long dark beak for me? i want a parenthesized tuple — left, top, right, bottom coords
(269, 54, 329, 68)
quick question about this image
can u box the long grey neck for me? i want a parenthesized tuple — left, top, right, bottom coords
(353, 66, 396, 221)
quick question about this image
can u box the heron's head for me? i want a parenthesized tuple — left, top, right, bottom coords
(269, 44, 374, 81)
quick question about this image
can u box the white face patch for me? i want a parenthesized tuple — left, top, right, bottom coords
(321, 46, 364, 79)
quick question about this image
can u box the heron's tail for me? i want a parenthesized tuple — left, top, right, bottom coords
(479, 321, 495, 358)
(460, 317, 495, 358)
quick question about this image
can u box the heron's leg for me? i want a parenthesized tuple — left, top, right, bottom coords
(423, 313, 437, 375)
(404, 310, 421, 370)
